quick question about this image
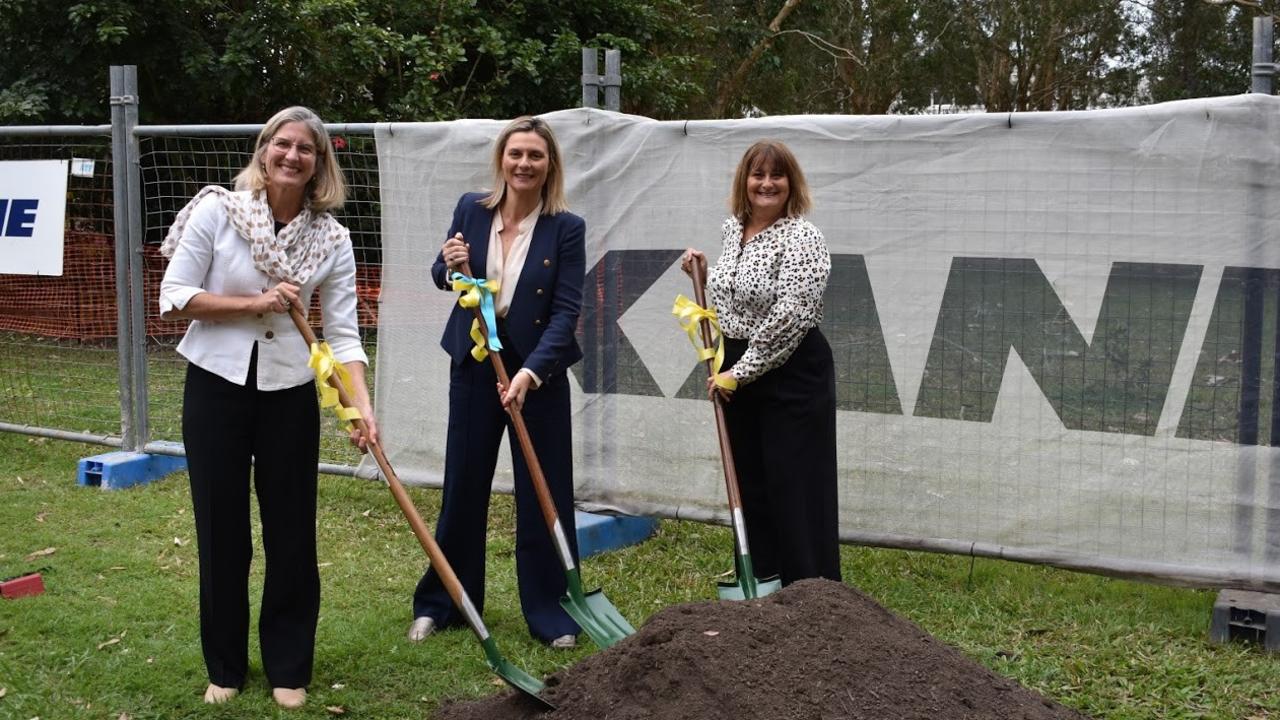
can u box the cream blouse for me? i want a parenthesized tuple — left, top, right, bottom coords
(486, 201, 544, 386)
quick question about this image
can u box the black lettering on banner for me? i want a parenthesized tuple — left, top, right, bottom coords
(574, 249, 683, 396)
(572, 250, 903, 412)
(821, 253, 902, 414)
(1177, 267, 1280, 445)
(913, 258, 1201, 435)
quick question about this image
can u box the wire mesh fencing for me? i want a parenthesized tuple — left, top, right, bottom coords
(138, 129, 382, 469)
(0, 132, 124, 441)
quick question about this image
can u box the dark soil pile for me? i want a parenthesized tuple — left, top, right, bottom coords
(434, 579, 1088, 720)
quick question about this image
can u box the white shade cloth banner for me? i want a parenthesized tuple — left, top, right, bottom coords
(373, 96, 1280, 591)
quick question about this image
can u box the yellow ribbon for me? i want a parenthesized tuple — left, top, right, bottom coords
(308, 341, 363, 429)
(467, 318, 489, 362)
(672, 294, 738, 392)
(451, 274, 502, 361)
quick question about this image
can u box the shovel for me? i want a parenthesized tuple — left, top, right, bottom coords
(687, 262, 782, 601)
(285, 305, 552, 708)
(455, 262, 635, 649)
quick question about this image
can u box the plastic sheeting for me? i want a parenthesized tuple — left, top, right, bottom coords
(374, 96, 1280, 590)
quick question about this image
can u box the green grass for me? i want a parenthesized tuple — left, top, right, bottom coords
(0, 432, 1276, 720)
(0, 333, 371, 468)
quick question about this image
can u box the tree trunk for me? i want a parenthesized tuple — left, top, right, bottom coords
(711, 0, 805, 117)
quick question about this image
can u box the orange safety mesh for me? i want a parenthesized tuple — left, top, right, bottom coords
(0, 236, 380, 340)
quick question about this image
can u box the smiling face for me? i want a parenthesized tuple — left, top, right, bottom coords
(501, 131, 550, 198)
(745, 160, 791, 219)
(263, 121, 319, 194)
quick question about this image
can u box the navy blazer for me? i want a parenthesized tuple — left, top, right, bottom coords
(431, 192, 585, 380)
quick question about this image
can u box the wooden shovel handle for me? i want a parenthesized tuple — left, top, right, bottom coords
(285, 306, 472, 611)
(689, 263, 745, 514)
(455, 263, 565, 537)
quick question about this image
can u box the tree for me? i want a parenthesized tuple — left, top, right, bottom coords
(938, 0, 1138, 112)
(0, 0, 715, 124)
(1, 0, 1274, 124)
(1143, 0, 1280, 102)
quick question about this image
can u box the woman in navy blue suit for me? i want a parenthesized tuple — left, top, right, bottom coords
(410, 116, 586, 648)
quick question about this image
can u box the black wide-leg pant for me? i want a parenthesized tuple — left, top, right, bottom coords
(182, 347, 321, 689)
(412, 340, 580, 642)
(721, 328, 842, 586)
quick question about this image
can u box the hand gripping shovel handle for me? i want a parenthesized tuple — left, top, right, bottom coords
(285, 305, 551, 704)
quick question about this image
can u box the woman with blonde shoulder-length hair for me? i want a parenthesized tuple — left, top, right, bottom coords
(158, 105, 376, 710)
(409, 115, 587, 649)
(680, 139, 841, 586)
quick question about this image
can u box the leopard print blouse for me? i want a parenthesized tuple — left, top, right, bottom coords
(706, 215, 831, 385)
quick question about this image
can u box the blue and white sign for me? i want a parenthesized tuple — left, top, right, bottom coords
(0, 160, 68, 275)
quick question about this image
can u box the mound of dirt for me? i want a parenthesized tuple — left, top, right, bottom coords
(434, 579, 1088, 720)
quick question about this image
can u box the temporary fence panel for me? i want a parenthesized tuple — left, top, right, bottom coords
(0, 129, 124, 443)
(137, 127, 383, 470)
(375, 96, 1280, 591)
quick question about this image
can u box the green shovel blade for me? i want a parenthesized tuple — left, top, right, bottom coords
(478, 637, 553, 709)
(561, 569, 636, 649)
(716, 553, 781, 601)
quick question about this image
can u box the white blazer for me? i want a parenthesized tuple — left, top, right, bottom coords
(158, 193, 368, 390)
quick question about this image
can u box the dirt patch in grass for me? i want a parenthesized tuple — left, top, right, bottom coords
(434, 578, 1088, 720)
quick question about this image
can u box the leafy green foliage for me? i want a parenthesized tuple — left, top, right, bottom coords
(1143, 0, 1280, 101)
(1, 2, 1277, 121)
(0, 0, 714, 124)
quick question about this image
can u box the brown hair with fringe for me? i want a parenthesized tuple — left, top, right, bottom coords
(729, 139, 812, 222)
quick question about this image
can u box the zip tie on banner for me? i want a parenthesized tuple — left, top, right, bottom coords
(451, 272, 502, 361)
(309, 341, 363, 430)
(672, 294, 738, 392)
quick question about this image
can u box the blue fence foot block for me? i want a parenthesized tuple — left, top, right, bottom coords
(76, 451, 188, 490)
(575, 511, 658, 559)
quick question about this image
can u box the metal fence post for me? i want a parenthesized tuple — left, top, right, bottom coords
(109, 66, 137, 449)
(582, 48, 600, 108)
(582, 48, 622, 111)
(122, 66, 149, 451)
(1238, 17, 1274, 559)
(1253, 16, 1275, 95)
(1257, 15, 1280, 566)
(603, 49, 622, 112)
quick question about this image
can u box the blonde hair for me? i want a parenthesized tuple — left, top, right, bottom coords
(234, 106, 346, 211)
(729, 140, 812, 222)
(481, 116, 569, 215)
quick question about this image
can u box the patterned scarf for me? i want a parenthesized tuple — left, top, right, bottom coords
(160, 185, 347, 285)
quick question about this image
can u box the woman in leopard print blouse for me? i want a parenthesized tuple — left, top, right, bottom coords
(682, 140, 841, 585)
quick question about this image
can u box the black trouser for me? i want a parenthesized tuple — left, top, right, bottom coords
(721, 328, 842, 585)
(183, 346, 321, 689)
(412, 324, 580, 642)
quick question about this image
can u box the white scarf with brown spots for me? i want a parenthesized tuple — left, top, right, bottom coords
(160, 185, 347, 285)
